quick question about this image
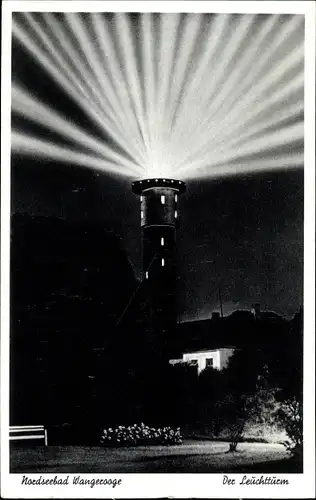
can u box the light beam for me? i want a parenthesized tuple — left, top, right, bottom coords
(12, 13, 304, 181)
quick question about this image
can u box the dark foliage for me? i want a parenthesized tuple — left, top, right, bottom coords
(10, 213, 303, 450)
(273, 309, 303, 458)
(276, 397, 303, 459)
(10, 213, 137, 428)
(100, 423, 183, 447)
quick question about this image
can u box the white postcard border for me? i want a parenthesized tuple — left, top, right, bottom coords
(1, 1, 315, 498)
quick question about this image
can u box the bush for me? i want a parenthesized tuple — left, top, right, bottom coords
(215, 393, 251, 452)
(243, 422, 287, 444)
(276, 397, 303, 459)
(100, 422, 183, 447)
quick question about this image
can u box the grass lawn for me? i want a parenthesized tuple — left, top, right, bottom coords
(10, 440, 301, 473)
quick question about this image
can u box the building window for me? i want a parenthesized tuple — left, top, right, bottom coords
(145, 271, 148, 279)
(140, 195, 143, 202)
(189, 359, 198, 367)
(161, 258, 165, 267)
(141, 211, 143, 219)
(161, 195, 165, 204)
(206, 358, 214, 368)
(161, 237, 164, 246)
(175, 194, 178, 202)
(174, 210, 178, 218)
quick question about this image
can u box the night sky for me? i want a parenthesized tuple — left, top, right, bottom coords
(11, 13, 304, 321)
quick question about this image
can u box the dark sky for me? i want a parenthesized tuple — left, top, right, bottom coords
(11, 153, 304, 321)
(11, 14, 304, 321)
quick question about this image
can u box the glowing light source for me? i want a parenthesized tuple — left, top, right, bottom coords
(11, 13, 304, 181)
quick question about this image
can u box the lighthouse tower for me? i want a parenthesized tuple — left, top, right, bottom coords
(132, 178, 186, 335)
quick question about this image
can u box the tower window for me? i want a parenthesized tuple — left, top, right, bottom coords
(175, 194, 178, 202)
(174, 210, 178, 218)
(161, 258, 165, 267)
(141, 211, 143, 219)
(161, 237, 164, 246)
(161, 195, 165, 205)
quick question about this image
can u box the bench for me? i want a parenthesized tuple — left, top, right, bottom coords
(9, 425, 48, 446)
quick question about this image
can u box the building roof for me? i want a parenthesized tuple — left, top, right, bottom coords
(182, 347, 236, 355)
(132, 178, 186, 195)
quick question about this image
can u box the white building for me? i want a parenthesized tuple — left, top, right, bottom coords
(169, 348, 235, 374)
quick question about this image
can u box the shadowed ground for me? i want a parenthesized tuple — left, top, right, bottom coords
(10, 440, 301, 473)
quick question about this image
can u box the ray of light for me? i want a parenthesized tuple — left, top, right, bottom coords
(46, 12, 147, 164)
(14, 14, 146, 168)
(213, 121, 303, 165)
(171, 14, 256, 146)
(13, 16, 86, 99)
(165, 13, 202, 137)
(223, 15, 304, 113)
(177, 121, 303, 176)
(201, 14, 281, 118)
(12, 12, 304, 181)
(89, 13, 145, 155)
(23, 12, 120, 131)
(114, 13, 150, 154)
(140, 13, 157, 168)
(155, 13, 181, 164)
(170, 14, 280, 150)
(203, 101, 304, 156)
(53, 12, 125, 129)
(12, 132, 141, 178)
(63, 11, 146, 165)
(177, 100, 304, 172)
(12, 85, 143, 174)
(171, 25, 304, 167)
(195, 14, 304, 146)
(175, 57, 304, 170)
(183, 153, 304, 181)
(171, 14, 230, 136)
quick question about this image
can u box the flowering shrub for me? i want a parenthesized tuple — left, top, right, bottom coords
(100, 423, 183, 447)
(276, 397, 303, 458)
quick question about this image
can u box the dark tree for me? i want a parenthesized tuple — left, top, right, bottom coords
(10, 213, 137, 434)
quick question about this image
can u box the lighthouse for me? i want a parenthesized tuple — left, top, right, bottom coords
(132, 178, 186, 335)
